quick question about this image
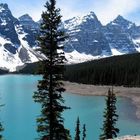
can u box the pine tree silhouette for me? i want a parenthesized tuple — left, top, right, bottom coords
(33, 0, 70, 139)
(75, 117, 80, 140)
(82, 124, 86, 140)
(100, 88, 119, 140)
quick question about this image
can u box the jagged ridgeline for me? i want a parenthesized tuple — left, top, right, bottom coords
(64, 53, 140, 87)
(1, 3, 140, 71)
(0, 3, 43, 71)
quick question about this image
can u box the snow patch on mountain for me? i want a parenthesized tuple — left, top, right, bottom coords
(0, 36, 10, 46)
(133, 38, 140, 45)
(111, 48, 125, 55)
(0, 7, 5, 12)
(1, 19, 7, 26)
(0, 3, 44, 72)
(82, 11, 98, 22)
(15, 25, 39, 62)
(109, 44, 125, 55)
(64, 11, 100, 31)
(65, 50, 107, 64)
(132, 38, 140, 52)
(64, 17, 83, 30)
(0, 26, 40, 72)
(0, 36, 23, 71)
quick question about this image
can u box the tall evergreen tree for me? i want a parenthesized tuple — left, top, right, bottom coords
(82, 124, 86, 140)
(75, 117, 80, 140)
(0, 122, 3, 140)
(33, 0, 70, 139)
(100, 88, 119, 140)
(0, 104, 4, 140)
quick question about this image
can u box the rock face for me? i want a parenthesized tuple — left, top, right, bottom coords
(103, 15, 137, 54)
(19, 14, 39, 30)
(64, 14, 140, 56)
(0, 3, 140, 71)
(0, 3, 42, 71)
(64, 12, 111, 56)
(0, 4, 20, 50)
(18, 14, 39, 47)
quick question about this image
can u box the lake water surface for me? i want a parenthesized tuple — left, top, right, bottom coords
(0, 75, 140, 140)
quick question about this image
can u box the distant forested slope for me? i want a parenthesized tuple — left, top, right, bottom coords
(18, 53, 140, 86)
(0, 69, 8, 74)
(16, 62, 41, 74)
(64, 53, 140, 87)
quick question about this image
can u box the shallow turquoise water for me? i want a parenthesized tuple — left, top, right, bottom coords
(0, 75, 139, 140)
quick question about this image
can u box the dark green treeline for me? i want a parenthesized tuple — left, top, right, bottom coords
(64, 53, 140, 87)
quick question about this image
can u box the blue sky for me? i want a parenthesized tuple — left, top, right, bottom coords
(1, 0, 140, 25)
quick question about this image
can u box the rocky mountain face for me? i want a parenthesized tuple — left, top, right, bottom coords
(64, 12, 111, 56)
(0, 3, 42, 71)
(0, 3, 140, 71)
(18, 14, 39, 48)
(64, 13, 140, 56)
(103, 15, 137, 54)
(19, 14, 39, 30)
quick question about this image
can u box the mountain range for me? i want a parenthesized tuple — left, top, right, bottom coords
(0, 3, 140, 71)
(64, 12, 140, 56)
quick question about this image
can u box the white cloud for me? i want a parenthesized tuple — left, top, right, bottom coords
(57, 0, 140, 25)
(4, 0, 140, 24)
(95, 0, 140, 24)
(57, 1, 84, 20)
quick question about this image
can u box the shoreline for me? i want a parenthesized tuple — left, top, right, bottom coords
(64, 81, 140, 119)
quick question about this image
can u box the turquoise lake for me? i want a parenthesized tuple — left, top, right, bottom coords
(0, 75, 140, 140)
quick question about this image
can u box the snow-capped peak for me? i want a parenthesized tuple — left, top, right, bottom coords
(0, 3, 12, 18)
(83, 11, 98, 20)
(0, 3, 43, 71)
(0, 3, 9, 11)
(64, 16, 82, 30)
(64, 11, 101, 31)
(110, 15, 134, 30)
(115, 15, 126, 21)
(114, 15, 132, 24)
(18, 14, 39, 30)
(19, 14, 34, 22)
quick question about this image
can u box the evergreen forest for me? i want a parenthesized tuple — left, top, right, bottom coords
(64, 53, 140, 87)
(17, 53, 140, 87)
